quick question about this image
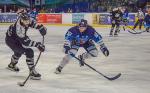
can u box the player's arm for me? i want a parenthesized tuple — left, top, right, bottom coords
(29, 21, 47, 36)
(119, 11, 123, 21)
(144, 15, 149, 28)
(16, 29, 45, 52)
(63, 30, 75, 54)
(92, 30, 109, 56)
(144, 15, 147, 22)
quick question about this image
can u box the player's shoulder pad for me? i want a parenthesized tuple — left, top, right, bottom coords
(87, 25, 96, 32)
(68, 26, 78, 32)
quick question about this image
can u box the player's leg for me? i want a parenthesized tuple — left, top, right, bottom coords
(5, 37, 23, 72)
(78, 40, 98, 66)
(139, 19, 143, 30)
(114, 21, 120, 36)
(55, 44, 80, 74)
(133, 19, 139, 30)
(122, 18, 128, 31)
(124, 19, 128, 26)
(110, 20, 115, 36)
(8, 52, 22, 72)
(146, 27, 150, 32)
(25, 48, 41, 80)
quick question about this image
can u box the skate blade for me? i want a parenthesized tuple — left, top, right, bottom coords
(54, 71, 61, 74)
(6, 67, 19, 72)
(30, 76, 41, 80)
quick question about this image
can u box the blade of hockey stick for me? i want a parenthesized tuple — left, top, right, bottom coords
(128, 30, 147, 34)
(70, 54, 121, 81)
(126, 26, 147, 34)
(83, 62, 121, 81)
(103, 73, 121, 80)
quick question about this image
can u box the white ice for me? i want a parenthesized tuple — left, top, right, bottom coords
(0, 25, 150, 93)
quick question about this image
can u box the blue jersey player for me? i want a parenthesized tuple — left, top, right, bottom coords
(5, 13, 46, 80)
(122, 7, 129, 31)
(144, 9, 150, 32)
(122, 8, 129, 26)
(29, 8, 38, 22)
(55, 19, 109, 74)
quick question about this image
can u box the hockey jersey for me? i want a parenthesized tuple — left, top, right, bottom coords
(29, 10, 38, 20)
(137, 10, 145, 19)
(144, 14, 150, 26)
(123, 9, 129, 19)
(110, 9, 123, 21)
(6, 18, 41, 48)
(65, 26, 103, 46)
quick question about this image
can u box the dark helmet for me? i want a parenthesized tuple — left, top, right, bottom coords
(20, 13, 30, 26)
(79, 19, 88, 27)
(20, 13, 30, 21)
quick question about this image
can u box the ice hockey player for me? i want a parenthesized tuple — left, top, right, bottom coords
(132, 8, 145, 30)
(110, 7, 123, 36)
(17, 8, 27, 16)
(28, 8, 38, 22)
(55, 19, 109, 74)
(144, 8, 150, 32)
(122, 7, 129, 30)
(5, 13, 46, 80)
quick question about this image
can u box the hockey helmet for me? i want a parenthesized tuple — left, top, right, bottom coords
(20, 13, 30, 26)
(78, 19, 88, 32)
(79, 19, 88, 27)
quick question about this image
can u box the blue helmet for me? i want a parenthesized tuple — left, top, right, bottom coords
(79, 19, 88, 27)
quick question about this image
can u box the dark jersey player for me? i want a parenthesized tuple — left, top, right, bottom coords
(110, 7, 123, 36)
(55, 19, 109, 74)
(5, 13, 46, 80)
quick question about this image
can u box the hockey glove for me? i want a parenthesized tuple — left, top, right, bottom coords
(100, 43, 109, 57)
(38, 24, 47, 36)
(63, 40, 70, 54)
(35, 42, 45, 52)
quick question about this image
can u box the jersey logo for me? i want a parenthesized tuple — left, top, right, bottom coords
(115, 14, 120, 17)
(66, 31, 72, 36)
(76, 35, 89, 44)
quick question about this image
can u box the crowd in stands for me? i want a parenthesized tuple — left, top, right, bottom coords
(0, 0, 147, 13)
(38, 0, 139, 13)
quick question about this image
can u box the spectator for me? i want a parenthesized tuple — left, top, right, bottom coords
(67, 8, 72, 13)
(0, 9, 2, 13)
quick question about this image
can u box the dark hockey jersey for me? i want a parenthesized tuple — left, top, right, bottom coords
(110, 9, 123, 21)
(6, 18, 42, 48)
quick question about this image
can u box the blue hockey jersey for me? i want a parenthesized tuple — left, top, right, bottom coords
(65, 26, 103, 46)
(144, 14, 150, 27)
(123, 9, 129, 19)
(29, 10, 38, 20)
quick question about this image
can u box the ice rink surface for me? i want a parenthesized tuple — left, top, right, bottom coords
(0, 25, 150, 93)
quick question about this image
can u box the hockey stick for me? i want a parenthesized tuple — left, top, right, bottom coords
(126, 26, 147, 34)
(127, 29, 147, 34)
(70, 53, 121, 81)
(17, 36, 45, 87)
